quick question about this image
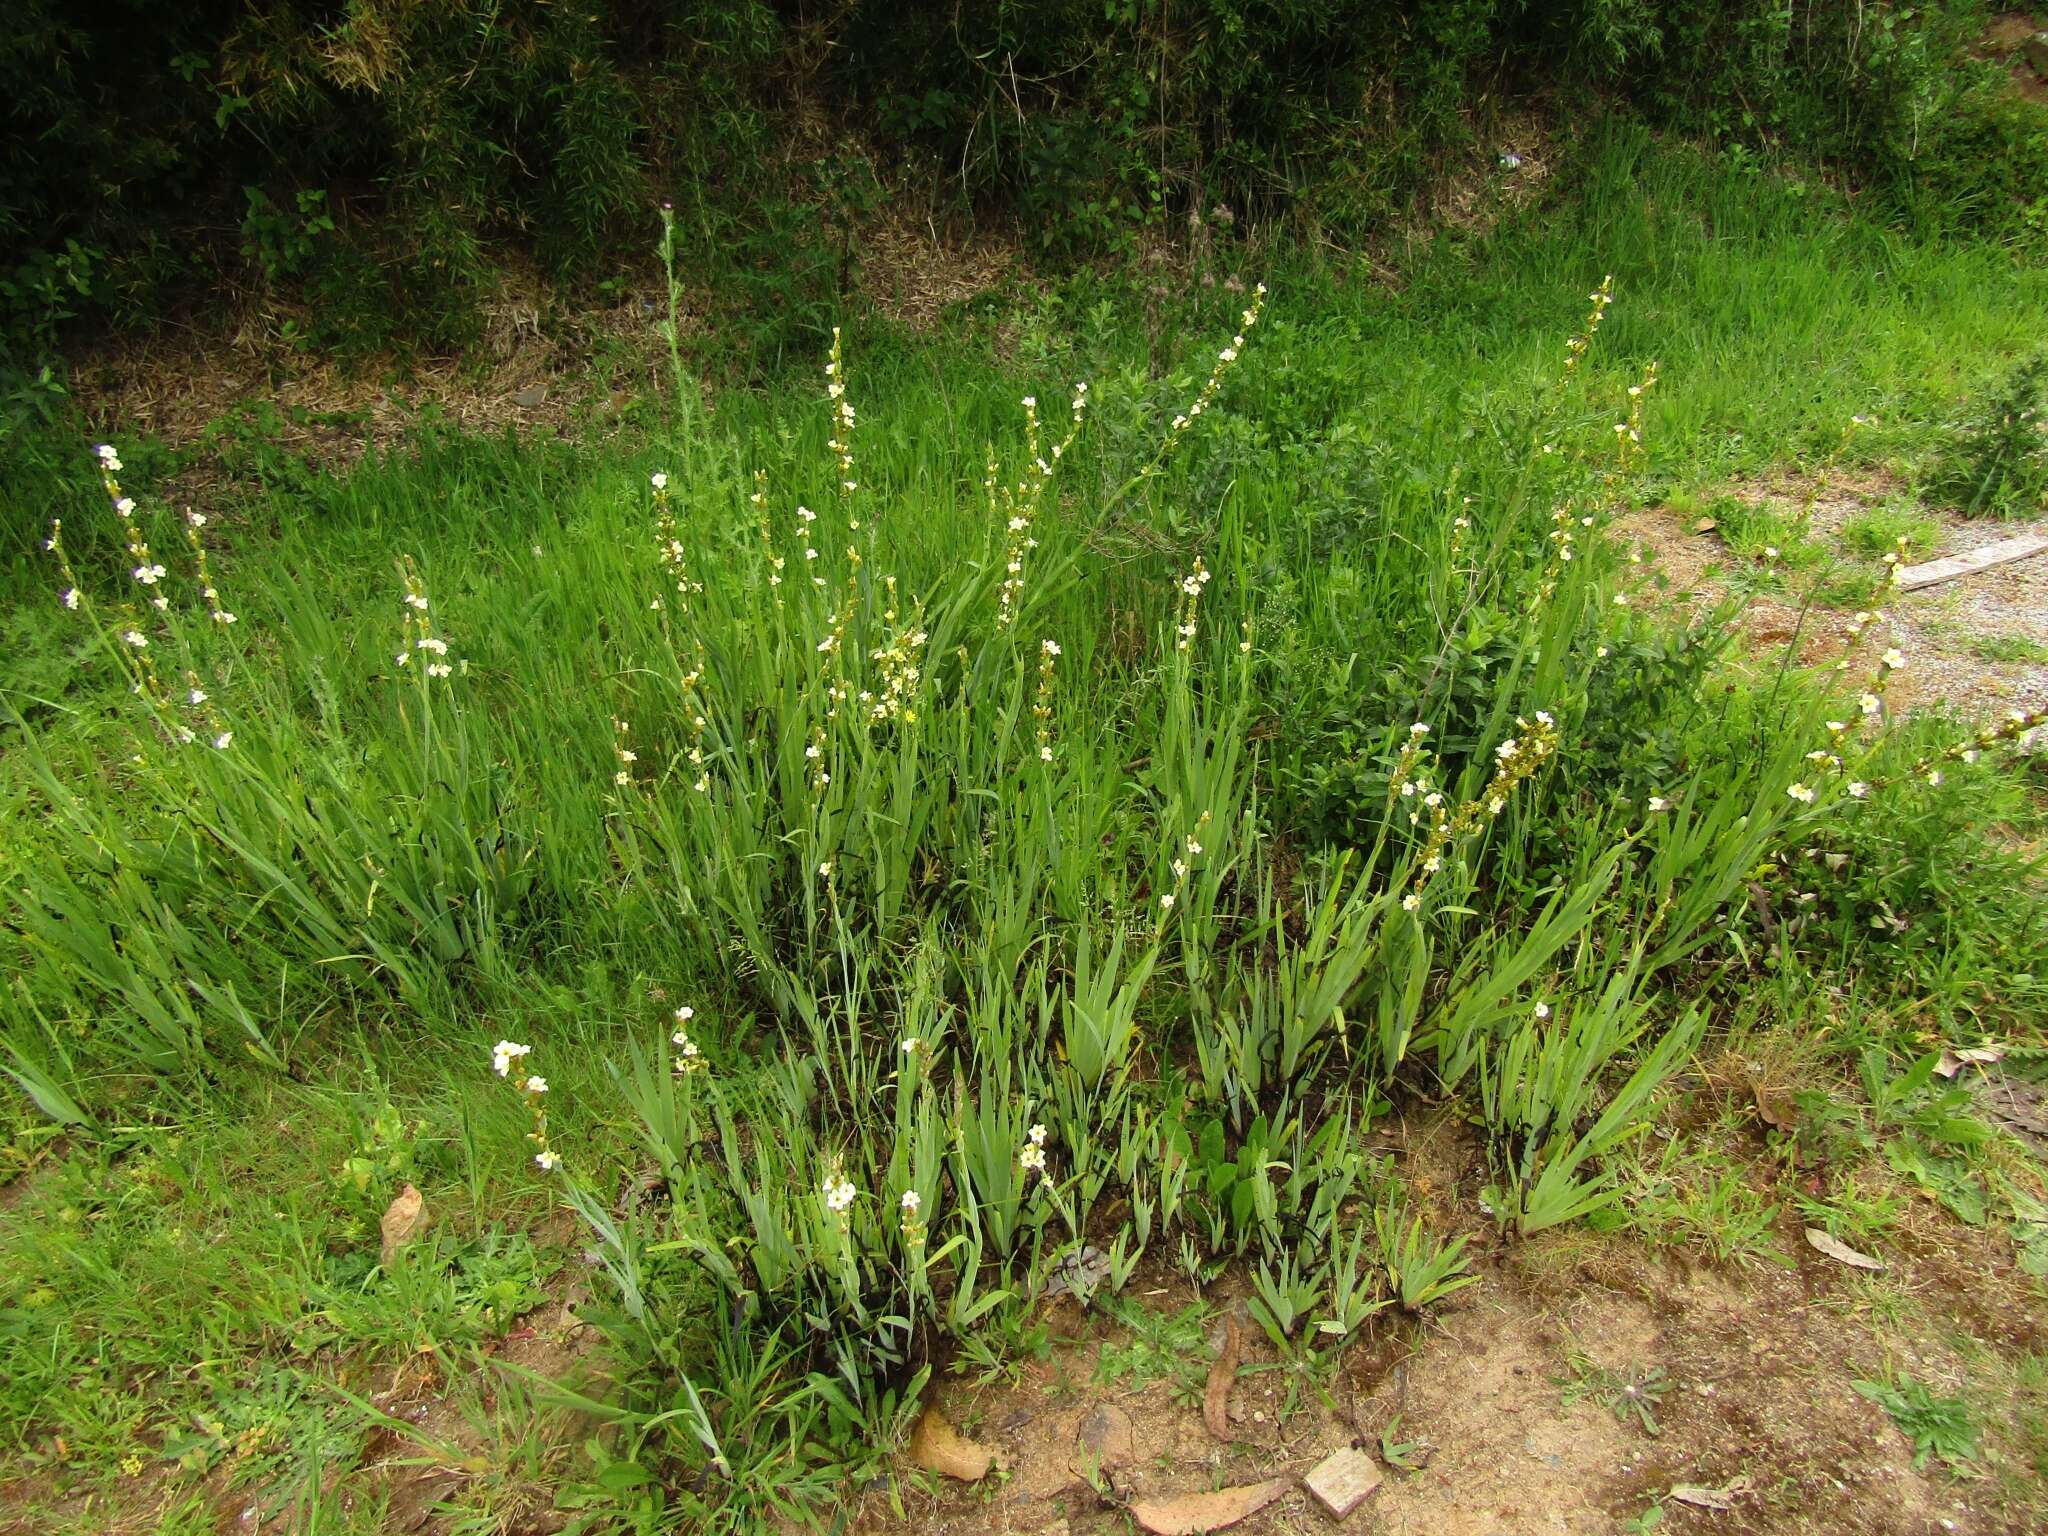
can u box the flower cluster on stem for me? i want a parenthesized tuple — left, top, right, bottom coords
(994, 383, 1088, 628)
(1168, 285, 1266, 439)
(490, 1040, 560, 1172)
(671, 1006, 707, 1076)
(1401, 712, 1561, 906)
(1034, 638, 1060, 763)
(395, 556, 455, 679)
(1173, 556, 1212, 652)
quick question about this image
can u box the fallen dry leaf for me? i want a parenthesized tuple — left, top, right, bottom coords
(1804, 1227, 1883, 1271)
(1934, 1046, 2005, 1078)
(1130, 1478, 1289, 1535)
(380, 1183, 427, 1266)
(1670, 1477, 1752, 1510)
(1751, 1085, 1799, 1134)
(1669, 1484, 1737, 1510)
(907, 1406, 997, 1482)
(1203, 1312, 1241, 1443)
(1692, 516, 1718, 533)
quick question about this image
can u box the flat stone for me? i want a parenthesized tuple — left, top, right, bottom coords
(1074, 1402, 1137, 1469)
(1304, 1446, 1384, 1519)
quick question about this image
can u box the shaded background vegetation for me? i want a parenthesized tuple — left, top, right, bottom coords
(4, 0, 2044, 371)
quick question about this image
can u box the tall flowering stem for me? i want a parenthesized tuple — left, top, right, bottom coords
(1167, 284, 1267, 443)
(1033, 639, 1060, 764)
(1403, 712, 1562, 906)
(826, 327, 862, 532)
(995, 381, 1088, 628)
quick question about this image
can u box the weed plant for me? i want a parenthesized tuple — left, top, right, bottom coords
(6, 142, 2048, 1522)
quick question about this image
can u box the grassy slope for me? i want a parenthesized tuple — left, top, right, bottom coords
(1, 125, 2045, 1531)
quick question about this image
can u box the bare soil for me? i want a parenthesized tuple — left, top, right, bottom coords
(878, 1109, 2044, 1536)
(1612, 473, 2048, 724)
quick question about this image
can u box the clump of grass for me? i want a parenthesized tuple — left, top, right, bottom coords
(1930, 353, 2048, 519)
(1841, 502, 1942, 561)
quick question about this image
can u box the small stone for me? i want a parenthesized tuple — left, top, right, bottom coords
(1304, 1446, 1383, 1519)
(1074, 1402, 1137, 1470)
(513, 384, 547, 409)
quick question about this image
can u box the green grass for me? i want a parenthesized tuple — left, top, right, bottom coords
(4, 123, 2048, 1530)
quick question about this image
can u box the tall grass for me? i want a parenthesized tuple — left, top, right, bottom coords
(5, 126, 2046, 1522)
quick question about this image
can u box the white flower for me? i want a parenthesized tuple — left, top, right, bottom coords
(1042, 638, 1061, 656)
(818, 861, 833, 878)
(821, 1172, 856, 1213)
(426, 663, 451, 678)
(1159, 892, 1176, 910)
(901, 1189, 922, 1214)
(524, 1075, 548, 1094)
(96, 443, 120, 468)
(900, 1036, 920, 1055)
(1848, 782, 1869, 798)
(1172, 858, 1189, 880)
(1495, 738, 1519, 760)
(61, 588, 78, 609)
(1881, 649, 1906, 671)
(650, 471, 669, 490)
(214, 611, 237, 625)
(122, 629, 147, 648)
(115, 498, 136, 517)
(1533, 1001, 1551, 1020)
(1860, 693, 1882, 716)
(1401, 892, 1421, 912)
(1763, 546, 1779, 560)
(614, 769, 631, 785)
(132, 563, 165, 585)
(1925, 769, 1943, 787)
(1647, 796, 1670, 813)
(1040, 745, 1054, 762)
(1787, 782, 1816, 804)
(188, 687, 207, 705)
(1410, 722, 1429, 737)
(212, 732, 232, 750)
(1018, 1143, 1047, 1174)
(187, 511, 207, 528)
(1611, 592, 1629, 606)
(415, 636, 448, 655)
(491, 1039, 531, 1077)
(1185, 836, 1203, 856)
(1029, 1123, 1047, 1146)
(535, 1149, 562, 1172)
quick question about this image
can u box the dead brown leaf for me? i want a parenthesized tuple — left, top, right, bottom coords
(1804, 1228, 1883, 1271)
(1130, 1478, 1290, 1534)
(1203, 1312, 1241, 1443)
(1752, 1085, 1799, 1134)
(1934, 1046, 2005, 1078)
(907, 1406, 997, 1482)
(380, 1183, 427, 1266)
